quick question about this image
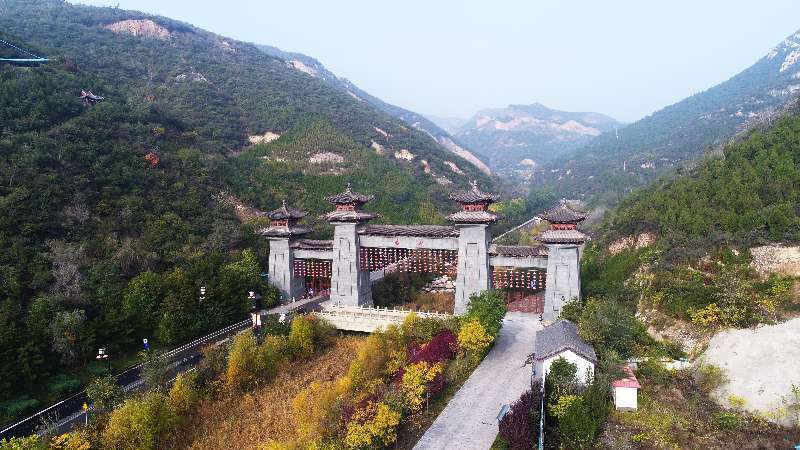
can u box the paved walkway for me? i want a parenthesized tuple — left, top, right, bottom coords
(414, 312, 542, 450)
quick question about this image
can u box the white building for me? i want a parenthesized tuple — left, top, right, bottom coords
(533, 319, 597, 384)
(612, 365, 641, 411)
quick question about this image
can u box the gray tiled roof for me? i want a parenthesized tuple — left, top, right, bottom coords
(321, 210, 377, 223)
(449, 181, 499, 204)
(446, 210, 500, 224)
(534, 320, 597, 362)
(291, 239, 333, 250)
(257, 226, 311, 238)
(325, 182, 374, 205)
(265, 200, 307, 220)
(537, 229, 588, 244)
(537, 199, 587, 223)
(359, 224, 460, 238)
(489, 244, 548, 257)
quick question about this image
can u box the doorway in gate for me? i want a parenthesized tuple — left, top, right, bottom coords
(500, 288, 544, 314)
(304, 276, 330, 297)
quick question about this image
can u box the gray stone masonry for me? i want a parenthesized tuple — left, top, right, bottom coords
(543, 243, 581, 320)
(454, 224, 491, 314)
(330, 223, 372, 307)
(267, 238, 304, 301)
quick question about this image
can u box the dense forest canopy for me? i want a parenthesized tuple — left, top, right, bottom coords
(598, 108, 800, 261)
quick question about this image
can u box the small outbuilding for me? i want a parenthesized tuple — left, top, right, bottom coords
(612, 366, 641, 411)
(533, 319, 597, 384)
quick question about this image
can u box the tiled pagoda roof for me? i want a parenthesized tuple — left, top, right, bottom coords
(321, 210, 377, 223)
(359, 224, 460, 238)
(537, 199, 587, 224)
(449, 181, 499, 204)
(489, 244, 548, 257)
(537, 229, 588, 244)
(265, 200, 307, 220)
(257, 225, 311, 238)
(534, 320, 597, 363)
(446, 210, 500, 224)
(291, 239, 333, 250)
(325, 182, 374, 205)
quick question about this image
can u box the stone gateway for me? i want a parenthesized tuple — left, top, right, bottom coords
(258, 183, 588, 320)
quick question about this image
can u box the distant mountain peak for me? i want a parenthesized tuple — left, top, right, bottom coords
(767, 30, 800, 73)
(450, 103, 621, 171)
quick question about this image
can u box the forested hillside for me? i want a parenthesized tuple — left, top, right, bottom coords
(537, 29, 800, 206)
(0, 0, 495, 423)
(580, 105, 800, 333)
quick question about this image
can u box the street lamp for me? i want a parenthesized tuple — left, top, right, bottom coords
(249, 291, 263, 335)
(96, 347, 110, 373)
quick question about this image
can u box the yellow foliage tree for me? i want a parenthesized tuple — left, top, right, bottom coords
(347, 332, 389, 392)
(457, 319, 493, 355)
(292, 379, 349, 443)
(224, 332, 261, 390)
(288, 315, 316, 357)
(401, 362, 443, 412)
(50, 432, 91, 450)
(549, 394, 580, 419)
(258, 334, 289, 379)
(102, 392, 174, 450)
(168, 371, 198, 417)
(344, 402, 401, 449)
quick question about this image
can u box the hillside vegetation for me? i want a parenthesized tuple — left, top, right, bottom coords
(0, 0, 496, 423)
(579, 108, 800, 331)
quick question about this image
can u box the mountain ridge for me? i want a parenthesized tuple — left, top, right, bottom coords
(440, 102, 622, 174)
(535, 27, 800, 205)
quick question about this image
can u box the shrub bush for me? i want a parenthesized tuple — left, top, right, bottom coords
(498, 386, 541, 450)
(344, 402, 401, 449)
(464, 291, 506, 338)
(102, 392, 174, 450)
(696, 364, 728, 392)
(713, 411, 740, 430)
(577, 298, 650, 358)
(457, 319, 493, 357)
(168, 372, 198, 417)
(400, 361, 443, 412)
(86, 376, 123, 411)
(0, 436, 47, 450)
(408, 330, 458, 365)
(224, 333, 261, 391)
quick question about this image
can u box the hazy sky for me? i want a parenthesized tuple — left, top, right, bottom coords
(75, 0, 800, 122)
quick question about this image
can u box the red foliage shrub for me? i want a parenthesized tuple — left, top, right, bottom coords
(498, 383, 542, 450)
(409, 330, 458, 365)
(426, 371, 447, 399)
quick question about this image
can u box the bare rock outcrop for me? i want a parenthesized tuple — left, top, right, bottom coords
(750, 244, 800, 276)
(702, 318, 800, 426)
(104, 19, 171, 39)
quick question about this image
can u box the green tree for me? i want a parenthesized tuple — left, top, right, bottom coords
(86, 375, 123, 411)
(123, 271, 163, 337)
